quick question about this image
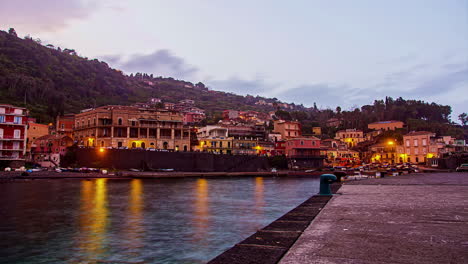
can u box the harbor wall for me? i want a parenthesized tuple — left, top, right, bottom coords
(69, 148, 270, 172)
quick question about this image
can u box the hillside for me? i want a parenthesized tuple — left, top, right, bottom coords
(0, 29, 290, 123)
(0, 29, 466, 139)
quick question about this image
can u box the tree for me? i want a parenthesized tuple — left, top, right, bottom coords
(459, 113, 467, 126)
(8, 28, 18, 37)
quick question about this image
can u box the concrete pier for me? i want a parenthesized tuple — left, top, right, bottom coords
(280, 172, 468, 264)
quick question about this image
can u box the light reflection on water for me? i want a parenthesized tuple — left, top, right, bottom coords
(0, 176, 319, 264)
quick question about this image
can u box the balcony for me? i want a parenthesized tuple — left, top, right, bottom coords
(0, 147, 23, 151)
(0, 136, 25, 140)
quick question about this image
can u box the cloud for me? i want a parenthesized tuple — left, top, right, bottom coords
(406, 65, 468, 96)
(1, 0, 97, 33)
(274, 84, 352, 109)
(100, 50, 199, 80)
(205, 77, 274, 95)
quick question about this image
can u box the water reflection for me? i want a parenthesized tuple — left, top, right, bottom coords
(78, 179, 108, 260)
(254, 177, 265, 217)
(125, 179, 144, 251)
(194, 179, 209, 242)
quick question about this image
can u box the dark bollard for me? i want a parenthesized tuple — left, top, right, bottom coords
(319, 174, 337, 195)
(333, 171, 346, 182)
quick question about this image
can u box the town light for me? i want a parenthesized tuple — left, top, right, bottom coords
(387, 141, 394, 145)
(99, 147, 105, 153)
(426, 153, 434, 159)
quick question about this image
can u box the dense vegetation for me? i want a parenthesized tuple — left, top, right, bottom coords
(0, 29, 466, 139)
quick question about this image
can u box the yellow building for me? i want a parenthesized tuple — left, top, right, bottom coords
(74, 105, 191, 151)
(335, 129, 365, 148)
(198, 137, 233, 154)
(368, 120, 404, 131)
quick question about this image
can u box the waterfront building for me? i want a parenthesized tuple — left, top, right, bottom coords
(335, 128, 365, 148)
(321, 139, 360, 166)
(0, 104, 28, 166)
(368, 120, 404, 131)
(273, 140, 286, 156)
(73, 105, 191, 151)
(273, 120, 301, 139)
(285, 137, 324, 168)
(26, 122, 49, 158)
(31, 134, 73, 167)
(402, 131, 438, 163)
(369, 141, 399, 164)
(196, 126, 233, 154)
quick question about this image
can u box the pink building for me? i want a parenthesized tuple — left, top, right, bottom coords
(183, 112, 205, 124)
(0, 104, 28, 166)
(285, 137, 324, 168)
(32, 135, 74, 167)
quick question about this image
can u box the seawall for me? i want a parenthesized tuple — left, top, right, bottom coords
(70, 148, 271, 172)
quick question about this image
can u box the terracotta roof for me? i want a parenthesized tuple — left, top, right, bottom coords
(368, 120, 404, 125)
(405, 131, 435, 136)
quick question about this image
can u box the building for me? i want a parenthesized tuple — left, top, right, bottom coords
(369, 141, 399, 164)
(285, 137, 324, 168)
(335, 129, 365, 148)
(31, 135, 73, 167)
(196, 126, 233, 154)
(56, 114, 75, 138)
(26, 122, 49, 157)
(73, 105, 191, 151)
(320, 139, 360, 166)
(273, 120, 301, 139)
(402, 131, 438, 163)
(326, 118, 342, 128)
(223, 110, 239, 120)
(368, 120, 404, 131)
(0, 104, 28, 166)
(183, 112, 206, 124)
(273, 141, 286, 156)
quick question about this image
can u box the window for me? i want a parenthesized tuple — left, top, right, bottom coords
(414, 139, 418, 146)
(14, 116, 22, 124)
(0, 128, 3, 138)
(219, 142, 223, 148)
(14, 130, 21, 139)
(406, 140, 410, 147)
(0, 115, 4, 123)
(61, 124, 65, 129)
(118, 118, 123, 125)
(0, 108, 4, 114)
(118, 142, 123, 148)
(300, 141, 304, 145)
(414, 148, 419, 155)
(14, 109, 22, 115)
(422, 139, 427, 146)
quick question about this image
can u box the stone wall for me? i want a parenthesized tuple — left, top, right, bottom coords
(70, 148, 270, 172)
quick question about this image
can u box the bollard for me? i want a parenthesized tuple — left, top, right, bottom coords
(319, 174, 337, 195)
(333, 171, 346, 182)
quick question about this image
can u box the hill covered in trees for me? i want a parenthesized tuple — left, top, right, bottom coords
(0, 29, 466, 139)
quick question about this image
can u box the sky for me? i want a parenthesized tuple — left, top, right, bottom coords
(2, 0, 467, 122)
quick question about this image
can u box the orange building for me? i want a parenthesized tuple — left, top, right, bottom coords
(56, 114, 75, 138)
(73, 105, 191, 151)
(26, 122, 49, 157)
(368, 120, 404, 131)
(401, 131, 438, 163)
(273, 120, 301, 139)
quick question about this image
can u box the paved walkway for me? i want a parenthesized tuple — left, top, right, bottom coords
(280, 173, 468, 264)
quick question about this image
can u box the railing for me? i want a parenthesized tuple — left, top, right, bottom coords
(0, 136, 25, 140)
(0, 147, 23, 150)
